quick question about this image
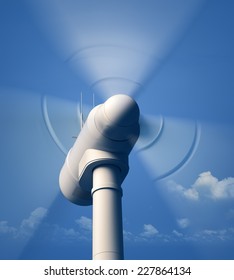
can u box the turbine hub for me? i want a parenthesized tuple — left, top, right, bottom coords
(103, 94, 140, 127)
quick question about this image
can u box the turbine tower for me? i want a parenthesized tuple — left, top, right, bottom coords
(59, 94, 140, 260)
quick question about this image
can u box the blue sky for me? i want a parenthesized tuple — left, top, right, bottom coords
(0, 0, 234, 260)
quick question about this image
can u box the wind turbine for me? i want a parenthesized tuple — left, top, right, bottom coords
(25, 0, 205, 260)
(4, 0, 231, 260)
(60, 94, 140, 259)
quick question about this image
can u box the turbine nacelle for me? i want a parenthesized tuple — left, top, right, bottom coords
(59, 94, 140, 206)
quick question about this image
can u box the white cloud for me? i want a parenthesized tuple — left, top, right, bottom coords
(62, 228, 79, 239)
(0, 212, 93, 242)
(140, 224, 159, 238)
(184, 188, 199, 201)
(19, 207, 48, 238)
(123, 224, 160, 242)
(177, 218, 190, 229)
(173, 230, 183, 237)
(198, 229, 231, 242)
(20, 207, 47, 230)
(167, 180, 199, 201)
(49, 224, 81, 241)
(76, 216, 92, 231)
(0, 221, 16, 235)
(172, 230, 183, 237)
(0, 207, 47, 239)
(193, 172, 234, 200)
(123, 224, 234, 244)
(167, 171, 234, 201)
(175, 228, 234, 243)
(123, 230, 134, 241)
(49, 216, 92, 242)
(122, 224, 234, 244)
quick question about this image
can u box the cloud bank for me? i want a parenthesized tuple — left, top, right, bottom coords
(0, 208, 92, 242)
(167, 171, 234, 201)
(0, 207, 47, 239)
(1, 208, 233, 246)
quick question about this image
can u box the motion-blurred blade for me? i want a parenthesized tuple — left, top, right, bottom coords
(0, 88, 69, 214)
(42, 94, 93, 154)
(136, 115, 200, 180)
(43, 95, 80, 154)
(27, 0, 205, 99)
(0, 88, 89, 258)
(136, 114, 164, 150)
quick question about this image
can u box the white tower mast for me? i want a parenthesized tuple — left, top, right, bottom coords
(59, 94, 140, 260)
(92, 165, 124, 259)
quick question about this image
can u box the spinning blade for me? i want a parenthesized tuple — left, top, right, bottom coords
(28, 0, 205, 99)
(43, 95, 200, 181)
(0, 88, 68, 232)
(25, 0, 206, 179)
(136, 115, 200, 180)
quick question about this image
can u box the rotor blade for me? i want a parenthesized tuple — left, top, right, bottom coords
(136, 114, 200, 180)
(42, 94, 93, 154)
(27, 0, 205, 99)
(0, 88, 83, 214)
(136, 114, 164, 150)
(42, 95, 80, 154)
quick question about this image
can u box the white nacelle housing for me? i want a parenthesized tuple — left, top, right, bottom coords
(59, 94, 140, 205)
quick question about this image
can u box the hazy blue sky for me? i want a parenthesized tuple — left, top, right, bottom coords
(0, 0, 234, 259)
